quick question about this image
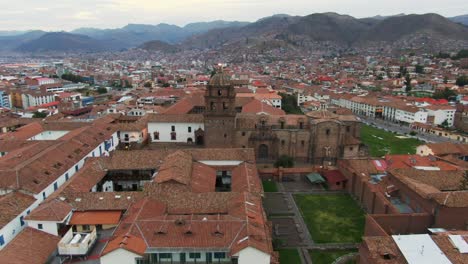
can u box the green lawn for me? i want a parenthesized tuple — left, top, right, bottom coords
(309, 250, 357, 264)
(262, 180, 278, 192)
(279, 249, 301, 264)
(361, 125, 422, 157)
(294, 194, 365, 243)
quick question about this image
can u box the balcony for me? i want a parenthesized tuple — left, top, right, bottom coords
(58, 227, 97, 256)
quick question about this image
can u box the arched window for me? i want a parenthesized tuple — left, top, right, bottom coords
(153, 132, 159, 140)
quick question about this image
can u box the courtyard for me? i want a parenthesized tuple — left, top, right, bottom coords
(293, 194, 365, 244)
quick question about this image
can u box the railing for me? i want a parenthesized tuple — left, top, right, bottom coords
(58, 228, 97, 255)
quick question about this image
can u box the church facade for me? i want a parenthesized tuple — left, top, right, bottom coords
(147, 72, 365, 165)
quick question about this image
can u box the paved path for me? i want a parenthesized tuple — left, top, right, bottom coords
(274, 182, 362, 264)
(285, 192, 315, 246)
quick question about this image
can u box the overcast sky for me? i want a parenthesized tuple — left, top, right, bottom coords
(1, 0, 467, 31)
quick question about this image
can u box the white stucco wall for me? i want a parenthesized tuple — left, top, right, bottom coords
(101, 248, 141, 264)
(25, 220, 60, 236)
(148, 122, 204, 143)
(235, 247, 270, 264)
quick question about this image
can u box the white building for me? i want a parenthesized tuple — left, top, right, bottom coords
(147, 114, 204, 144)
(0, 121, 119, 249)
(425, 105, 456, 127)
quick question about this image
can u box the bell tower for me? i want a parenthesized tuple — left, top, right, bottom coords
(204, 71, 236, 148)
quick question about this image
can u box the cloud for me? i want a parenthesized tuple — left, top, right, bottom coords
(72, 11, 98, 21)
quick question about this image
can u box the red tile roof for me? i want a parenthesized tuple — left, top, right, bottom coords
(0, 227, 60, 264)
(69, 210, 122, 225)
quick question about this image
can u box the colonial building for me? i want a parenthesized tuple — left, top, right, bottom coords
(147, 72, 365, 165)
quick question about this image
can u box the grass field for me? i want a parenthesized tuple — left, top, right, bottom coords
(279, 249, 301, 264)
(309, 250, 357, 264)
(294, 194, 365, 243)
(360, 125, 422, 157)
(262, 180, 278, 192)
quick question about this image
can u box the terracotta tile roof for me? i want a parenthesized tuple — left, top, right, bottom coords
(0, 121, 43, 140)
(362, 236, 408, 264)
(386, 155, 459, 171)
(0, 192, 36, 229)
(337, 159, 382, 178)
(155, 151, 193, 185)
(24, 198, 72, 222)
(425, 143, 468, 156)
(0, 119, 117, 194)
(231, 162, 263, 194)
(0, 227, 60, 264)
(432, 232, 468, 264)
(69, 210, 122, 225)
(323, 170, 347, 183)
(191, 162, 216, 193)
(241, 99, 286, 115)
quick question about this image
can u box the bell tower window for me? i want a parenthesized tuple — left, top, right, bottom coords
(218, 89, 222, 96)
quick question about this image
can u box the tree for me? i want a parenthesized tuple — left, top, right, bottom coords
(144, 82, 152, 88)
(415, 65, 424, 74)
(97, 87, 107, 94)
(279, 93, 303, 114)
(32, 111, 47, 118)
(443, 76, 448, 84)
(125, 80, 132, 88)
(274, 155, 294, 168)
(433, 88, 457, 100)
(460, 170, 468, 190)
(61, 73, 84, 83)
(162, 83, 171, 88)
(439, 119, 449, 129)
(404, 74, 412, 93)
(456, 75, 468, 87)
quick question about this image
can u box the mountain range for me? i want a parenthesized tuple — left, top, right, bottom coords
(2, 13, 467, 53)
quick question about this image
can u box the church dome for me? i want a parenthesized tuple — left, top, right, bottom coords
(209, 72, 231, 86)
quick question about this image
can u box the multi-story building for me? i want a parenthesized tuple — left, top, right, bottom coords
(147, 72, 366, 165)
(0, 117, 119, 249)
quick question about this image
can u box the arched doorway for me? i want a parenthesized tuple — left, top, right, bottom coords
(195, 128, 204, 145)
(187, 138, 193, 144)
(258, 144, 269, 160)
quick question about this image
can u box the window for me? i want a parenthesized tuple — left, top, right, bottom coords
(280, 121, 285, 129)
(214, 252, 226, 259)
(299, 122, 304, 129)
(189, 253, 201, 259)
(153, 132, 159, 140)
(218, 89, 222, 96)
(171, 125, 175, 132)
(349, 147, 354, 151)
(159, 253, 171, 259)
(223, 102, 228, 110)
(0, 235, 4, 246)
(346, 126, 350, 132)
(75, 165, 79, 172)
(188, 127, 192, 133)
(38, 223, 43, 230)
(82, 225, 90, 231)
(242, 132, 246, 136)
(42, 192, 46, 200)
(54, 182, 58, 191)
(65, 173, 69, 181)
(20, 216, 24, 226)
(281, 140, 285, 146)
(171, 132, 176, 140)
(326, 129, 330, 136)
(301, 140, 305, 146)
